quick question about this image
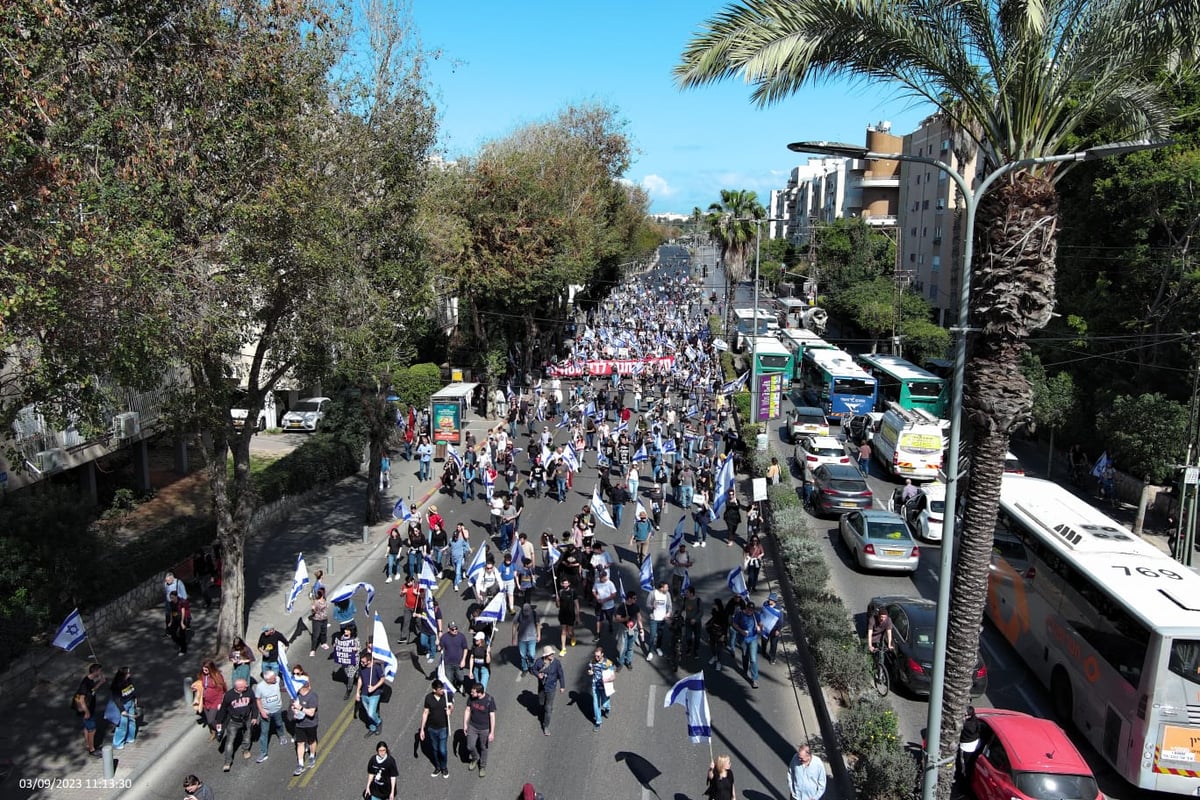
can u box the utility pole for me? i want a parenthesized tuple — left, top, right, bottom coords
(1174, 333, 1200, 564)
(892, 268, 912, 357)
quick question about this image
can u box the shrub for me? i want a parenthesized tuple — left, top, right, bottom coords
(254, 431, 361, 504)
(816, 635, 871, 697)
(731, 391, 751, 423)
(788, 556, 831, 598)
(853, 742, 920, 800)
(839, 695, 902, 755)
(769, 482, 803, 513)
(803, 595, 857, 642)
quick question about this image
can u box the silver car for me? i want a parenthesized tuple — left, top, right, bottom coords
(839, 509, 920, 573)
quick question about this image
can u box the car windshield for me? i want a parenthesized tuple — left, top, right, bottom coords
(828, 479, 867, 493)
(293, 401, 321, 413)
(1013, 771, 1099, 800)
(865, 521, 909, 541)
(797, 415, 825, 426)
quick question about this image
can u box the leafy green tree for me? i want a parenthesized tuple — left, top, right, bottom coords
(902, 319, 951, 367)
(1098, 394, 1188, 484)
(810, 218, 894, 296)
(677, 3, 1200, 794)
(1021, 354, 1078, 477)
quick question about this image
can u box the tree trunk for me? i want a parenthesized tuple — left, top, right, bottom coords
(935, 172, 1059, 800)
(364, 389, 388, 525)
(211, 422, 256, 660)
(1134, 476, 1152, 535)
(1046, 426, 1055, 479)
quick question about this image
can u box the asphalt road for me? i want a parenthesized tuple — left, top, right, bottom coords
(125, 246, 819, 800)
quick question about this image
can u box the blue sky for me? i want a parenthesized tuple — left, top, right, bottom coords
(411, 1, 935, 216)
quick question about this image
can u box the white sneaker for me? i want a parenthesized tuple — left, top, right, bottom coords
(385, 576, 393, 584)
(701, 541, 707, 548)
(656, 648, 664, 657)
(646, 652, 654, 662)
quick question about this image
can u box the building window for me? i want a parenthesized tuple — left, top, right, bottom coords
(931, 255, 941, 271)
(916, 174, 921, 185)
(922, 227, 927, 237)
(911, 227, 917, 237)
(929, 283, 938, 301)
(923, 200, 930, 210)
(910, 253, 916, 263)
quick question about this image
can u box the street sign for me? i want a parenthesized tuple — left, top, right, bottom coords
(752, 478, 767, 503)
(1185, 467, 1199, 486)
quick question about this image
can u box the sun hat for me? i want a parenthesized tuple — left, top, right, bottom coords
(542, 645, 556, 657)
(474, 631, 485, 640)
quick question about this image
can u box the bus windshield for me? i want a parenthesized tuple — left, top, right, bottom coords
(833, 378, 876, 396)
(1168, 639, 1200, 686)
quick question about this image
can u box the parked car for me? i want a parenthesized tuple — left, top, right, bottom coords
(793, 434, 851, 478)
(888, 481, 948, 542)
(788, 405, 830, 441)
(1003, 451, 1025, 476)
(970, 708, 1101, 800)
(808, 463, 873, 517)
(281, 397, 330, 432)
(839, 509, 919, 573)
(230, 391, 269, 433)
(842, 412, 882, 445)
(866, 596, 987, 696)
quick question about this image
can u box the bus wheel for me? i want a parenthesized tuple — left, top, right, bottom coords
(1051, 668, 1073, 723)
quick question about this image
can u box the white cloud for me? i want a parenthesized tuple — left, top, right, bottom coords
(640, 174, 676, 197)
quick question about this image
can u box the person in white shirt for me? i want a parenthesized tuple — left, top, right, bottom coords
(787, 743, 827, 800)
(591, 569, 619, 636)
(645, 582, 673, 661)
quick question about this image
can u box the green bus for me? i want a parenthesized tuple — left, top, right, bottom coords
(779, 328, 835, 385)
(855, 352, 947, 418)
(749, 335, 795, 389)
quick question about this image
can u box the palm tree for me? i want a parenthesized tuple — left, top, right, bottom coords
(707, 189, 765, 335)
(676, 2, 1197, 796)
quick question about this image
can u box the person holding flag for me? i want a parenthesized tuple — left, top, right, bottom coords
(730, 599, 762, 690)
(629, 509, 653, 566)
(356, 651, 388, 738)
(760, 593, 784, 665)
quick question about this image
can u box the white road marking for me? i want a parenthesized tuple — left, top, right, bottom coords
(646, 684, 656, 727)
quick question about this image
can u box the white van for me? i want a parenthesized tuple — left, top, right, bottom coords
(873, 403, 944, 480)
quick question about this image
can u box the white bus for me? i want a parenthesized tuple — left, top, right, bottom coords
(989, 475, 1200, 796)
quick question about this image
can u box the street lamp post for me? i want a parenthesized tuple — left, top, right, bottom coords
(789, 137, 1169, 800)
(746, 217, 788, 423)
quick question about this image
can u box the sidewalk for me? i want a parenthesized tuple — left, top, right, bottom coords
(0, 461, 441, 800)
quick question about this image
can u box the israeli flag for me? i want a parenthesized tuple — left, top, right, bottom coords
(720, 371, 750, 395)
(277, 645, 303, 699)
(591, 485, 616, 529)
(671, 517, 688, 553)
(686, 404, 699, 419)
(727, 566, 749, 599)
(1091, 451, 1112, 479)
(447, 444, 464, 470)
(584, 401, 597, 418)
(392, 497, 413, 521)
(710, 456, 736, 521)
(52, 608, 88, 652)
(465, 542, 489, 584)
(534, 380, 543, 395)
(536, 403, 546, 421)
(510, 533, 523, 565)
(423, 590, 440, 634)
(506, 381, 515, 401)
(371, 613, 398, 683)
(664, 672, 711, 743)
(614, 419, 629, 435)
(632, 444, 648, 463)
(680, 570, 691, 595)
(477, 592, 507, 624)
(419, 557, 439, 593)
(435, 662, 456, 698)
(639, 552, 655, 591)
(285, 553, 309, 613)
(563, 444, 580, 473)
(547, 540, 562, 566)
(557, 414, 571, 429)
(759, 602, 782, 637)
(637, 499, 650, 521)
(541, 444, 553, 465)
(330, 581, 376, 611)
(660, 437, 677, 456)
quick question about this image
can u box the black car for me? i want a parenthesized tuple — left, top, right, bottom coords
(808, 463, 873, 517)
(866, 596, 988, 697)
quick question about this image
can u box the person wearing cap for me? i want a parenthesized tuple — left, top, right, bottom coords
(731, 600, 762, 689)
(474, 558, 501, 603)
(761, 593, 783, 664)
(534, 646, 565, 735)
(630, 510, 653, 566)
(437, 622, 469, 690)
(468, 630, 492, 690)
(256, 624, 287, 678)
(511, 602, 542, 674)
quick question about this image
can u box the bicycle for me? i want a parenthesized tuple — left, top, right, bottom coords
(871, 645, 891, 697)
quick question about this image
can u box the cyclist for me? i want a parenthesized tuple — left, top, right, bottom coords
(866, 606, 894, 668)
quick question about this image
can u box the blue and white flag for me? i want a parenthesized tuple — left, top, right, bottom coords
(557, 414, 571, 429)
(686, 404, 699, 419)
(510, 533, 523, 565)
(720, 371, 750, 395)
(277, 645, 303, 699)
(541, 444, 553, 466)
(563, 443, 580, 473)
(534, 380, 543, 395)
(52, 608, 88, 652)
(680, 570, 691, 595)
(664, 672, 712, 743)
(618, 573, 627, 601)
(584, 401, 597, 418)
(639, 551, 655, 591)
(392, 497, 413, 521)
(758, 602, 782, 637)
(636, 499, 650, 521)
(1091, 451, 1112, 478)
(506, 381, 515, 401)
(660, 438, 677, 456)
(435, 662, 456, 698)
(423, 589, 440, 634)
(286, 553, 309, 613)
(477, 592, 507, 624)
(632, 444, 648, 463)
(371, 613, 398, 683)
(419, 557, 439, 593)
(330, 581, 376, 611)
(466, 542, 489, 584)
(710, 456, 736, 521)
(447, 444, 464, 470)
(727, 566, 749, 599)
(547, 540, 562, 566)
(614, 419, 629, 435)
(591, 485, 616, 529)
(669, 517, 686, 556)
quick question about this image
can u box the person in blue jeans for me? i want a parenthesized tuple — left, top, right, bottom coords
(109, 667, 138, 749)
(731, 601, 762, 689)
(512, 603, 541, 674)
(419, 680, 452, 777)
(416, 436, 433, 481)
(253, 669, 287, 762)
(461, 462, 477, 502)
(357, 652, 387, 736)
(588, 646, 615, 731)
(449, 525, 470, 590)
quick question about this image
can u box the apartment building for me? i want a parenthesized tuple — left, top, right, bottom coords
(897, 113, 978, 326)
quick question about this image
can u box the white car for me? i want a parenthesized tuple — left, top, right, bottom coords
(889, 480, 948, 542)
(281, 397, 330, 432)
(230, 391, 268, 432)
(793, 435, 851, 478)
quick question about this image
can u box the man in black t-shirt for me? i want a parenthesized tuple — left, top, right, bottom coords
(419, 679, 453, 778)
(75, 662, 104, 758)
(215, 677, 256, 771)
(461, 682, 497, 777)
(257, 625, 287, 677)
(363, 741, 399, 799)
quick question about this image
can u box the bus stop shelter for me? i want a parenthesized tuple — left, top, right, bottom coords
(429, 382, 479, 459)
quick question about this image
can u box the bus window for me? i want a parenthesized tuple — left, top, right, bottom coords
(1168, 639, 1200, 685)
(908, 381, 943, 400)
(833, 378, 876, 396)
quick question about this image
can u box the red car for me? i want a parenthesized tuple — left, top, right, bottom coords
(970, 708, 1102, 800)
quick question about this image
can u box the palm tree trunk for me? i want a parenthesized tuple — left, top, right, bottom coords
(935, 174, 1058, 800)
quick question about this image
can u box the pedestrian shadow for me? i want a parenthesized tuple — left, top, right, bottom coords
(615, 751, 662, 795)
(516, 688, 541, 719)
